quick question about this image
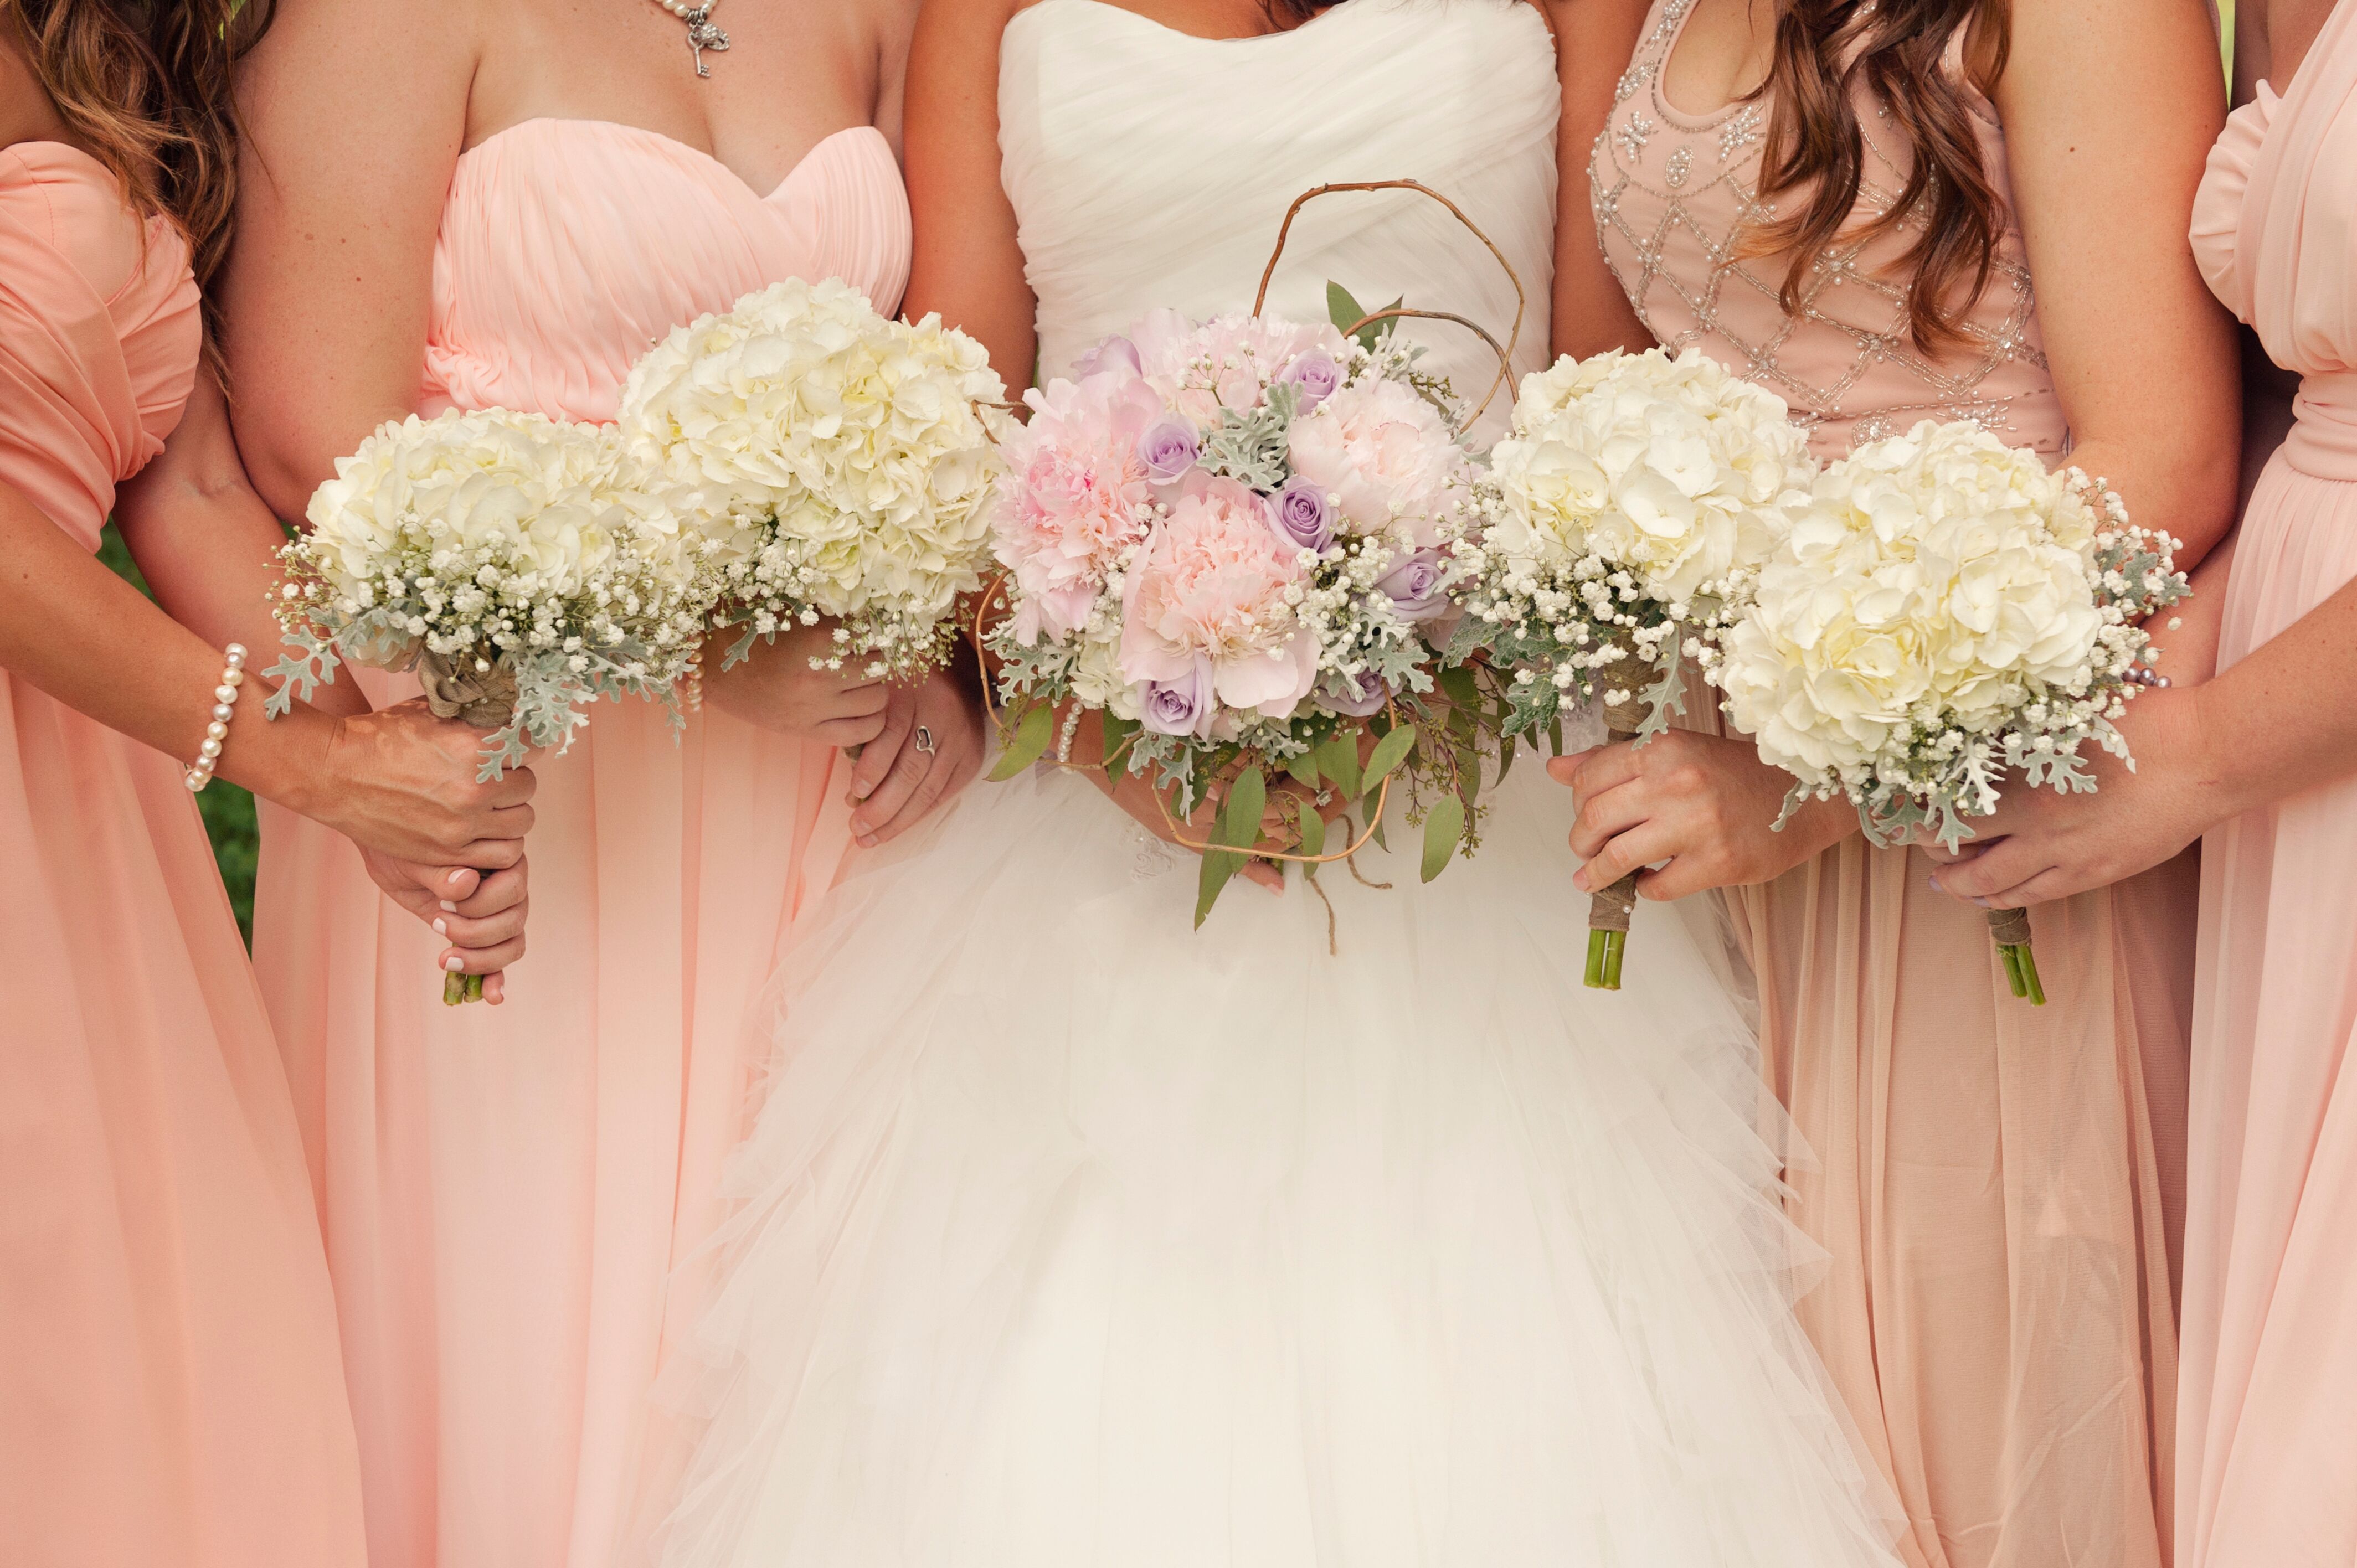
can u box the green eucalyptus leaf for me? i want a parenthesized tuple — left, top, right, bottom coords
(1421, 793, 1466, 883)
(1219, 765, 1268, 852)
(1296, 798, 1326, 862)
(987, 703, 1055, 782)
(1284, 750, 1322, 791)
(1099, 713, 1139, 777)
(1364, 725, 1417, 789)
(1316, 733, 1363, 801)
(1195, 847, 1247, 929)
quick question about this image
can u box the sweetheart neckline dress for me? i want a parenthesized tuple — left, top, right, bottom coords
(248, 115, 911, 1568)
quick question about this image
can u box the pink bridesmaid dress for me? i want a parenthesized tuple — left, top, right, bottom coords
(2181, 5, 2357, 1561)
(0, 143, 365, 1567)
(250, 120, 909, 1568)
(1593, 5, 2191, 1565)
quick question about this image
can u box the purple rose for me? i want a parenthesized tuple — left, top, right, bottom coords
(1135, 414, 1201, 486)
(1376, 549, 1450, 620)
(1269, 476, 1336, 554)
(1278, 351, 1343, 411)
(1136, 659, 1217, 739)
(1075, 334, 1143, 379)
(1319, 669, 1390, 718)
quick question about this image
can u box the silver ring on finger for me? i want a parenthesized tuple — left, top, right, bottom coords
(913, 724, 937, 755)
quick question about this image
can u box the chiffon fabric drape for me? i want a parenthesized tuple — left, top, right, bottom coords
(2181, 7, 2357, 1560)
(0, 141, 365, 1568)
(251, 119, 910, 1568)
(1592, 5, 2190, 1562)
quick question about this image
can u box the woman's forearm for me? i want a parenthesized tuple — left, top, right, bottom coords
(2191, 569, 2357, 823)
(0, 477, 341, 812)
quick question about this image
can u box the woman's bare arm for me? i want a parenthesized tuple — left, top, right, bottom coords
(1548, 0, 1654, 360)
(222, 0, 477, 521)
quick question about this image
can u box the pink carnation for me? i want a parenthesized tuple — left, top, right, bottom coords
(1119, 475, 1318, 720)
(1128, 310, 1352, 425)
(989, 371, 1163, 643)
(1287, 376, 1469, 547)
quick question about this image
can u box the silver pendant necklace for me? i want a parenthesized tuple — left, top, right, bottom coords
(650, 0, 730, 76)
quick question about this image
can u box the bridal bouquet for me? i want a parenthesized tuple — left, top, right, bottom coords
(264, 408, 712, 1002)
(1715, 419, 2187, 1003)
(1453, 347, 1813, 988)
(615, 277, 1008, 679)
(982, 300, 1498, 924)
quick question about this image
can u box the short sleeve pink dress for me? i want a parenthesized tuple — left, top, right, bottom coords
(249, 120, 909, 1568)
(0, 143, 365, 1566)
(2179, 3, 2357, 1560)
(1592, 7, 2192, 1566)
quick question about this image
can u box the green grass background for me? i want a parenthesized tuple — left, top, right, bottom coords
(99, 523, 260, 943)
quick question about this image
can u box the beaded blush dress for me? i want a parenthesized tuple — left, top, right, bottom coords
(1591, 6, 2191, 1566)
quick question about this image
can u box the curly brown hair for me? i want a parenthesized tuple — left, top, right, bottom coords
(8, 0, 275, 328)
(1748, 0, 2012, 353)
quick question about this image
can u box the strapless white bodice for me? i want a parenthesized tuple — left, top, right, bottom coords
(999, 0, 1560, 442)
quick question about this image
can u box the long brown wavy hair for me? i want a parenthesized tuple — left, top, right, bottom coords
(7, 0, 275, 337)
(1749, 0, 2011, 353)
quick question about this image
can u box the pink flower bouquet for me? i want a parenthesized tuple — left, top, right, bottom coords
(980, 297, 1503, 923)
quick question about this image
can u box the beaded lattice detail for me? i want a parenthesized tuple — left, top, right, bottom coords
(1589, 0, 2062, 455)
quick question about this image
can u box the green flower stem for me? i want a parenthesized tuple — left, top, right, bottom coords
(1585, 929, 1626, 992)
(2000, 943, 2046, 1007)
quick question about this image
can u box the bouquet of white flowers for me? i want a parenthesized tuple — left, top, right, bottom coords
(615, 277, 1008, 680)
(1454, 347, 1813, 988)
(982, 291, 1509, 926)
(1715, 419, 2187, 1003)
(265, 407, 712, 1002)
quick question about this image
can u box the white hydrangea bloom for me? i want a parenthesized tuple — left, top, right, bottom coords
(1486, 346, 1809, 605)
(615, 277, 1008, 673)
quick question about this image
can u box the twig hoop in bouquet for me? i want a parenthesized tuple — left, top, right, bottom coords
(971, 178, 1529, 933)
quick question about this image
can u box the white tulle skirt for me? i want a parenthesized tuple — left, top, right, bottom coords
(649, 759, 1902, 1567)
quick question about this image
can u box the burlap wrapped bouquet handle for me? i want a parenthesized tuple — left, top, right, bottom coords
(1985, 905, 2045, 1005)
(415, 649, 518, 1004)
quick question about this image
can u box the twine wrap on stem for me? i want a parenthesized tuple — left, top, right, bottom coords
(1984, 905, 2045, 1005)
(414, 649, 516, 1004)
(415, 650, 519, 730)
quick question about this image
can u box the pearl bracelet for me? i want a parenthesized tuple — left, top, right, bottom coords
(183, 642, 249, 793)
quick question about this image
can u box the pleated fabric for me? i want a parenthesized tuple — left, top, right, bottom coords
(0, 141, 366, 1568)
(250, 118, 912, 1568)
(2178, 17, 2357, 1562)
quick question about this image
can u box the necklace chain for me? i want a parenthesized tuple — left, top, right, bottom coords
(649, 0, 730, 77)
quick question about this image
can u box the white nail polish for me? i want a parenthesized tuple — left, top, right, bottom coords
(433, 918, 447, 935)
(444, 955, 464, 972)
(440, 900, 458, 913)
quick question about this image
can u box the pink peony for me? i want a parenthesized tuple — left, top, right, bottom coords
(1128, 310, 1352, 425)
(1287, 376, 1469, 546)
(1119, 475, 1317, 720)
(989, 371, 1164, 643)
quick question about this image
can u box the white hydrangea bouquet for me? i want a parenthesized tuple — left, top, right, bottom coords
(264, 408, 712, 1002)
(1453, 347, 1814, 989)
(982, 292, 1505, 926)
(1715, 419, 2187, 1004)
(614, 277, 1009, 680)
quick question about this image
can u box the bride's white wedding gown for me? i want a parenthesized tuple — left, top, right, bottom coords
(650, 2, 1902, 1563)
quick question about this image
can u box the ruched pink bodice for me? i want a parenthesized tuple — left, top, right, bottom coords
(422, 120, 909, 421)
(2179, 4, 2357, 1562)
(251, 118, 912, 1568)
(1593, 0, 2066, 460)
(2, 142, 365, 1567)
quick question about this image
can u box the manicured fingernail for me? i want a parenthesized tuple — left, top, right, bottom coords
(440, 900, 458, 913)
(1972, 896, 1992, 909)
(1927, 875, 1942, 893)
(850, 783, 872, 802)
(857, 833, 877, 848)
(433, 918, 448, 935)
(444, 955, 464, 972)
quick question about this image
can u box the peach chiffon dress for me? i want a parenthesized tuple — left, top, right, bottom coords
(250, 120, 909, 1568)
(0, 144, 365, 1566)
(1593, 6, 2192, 1566)
(2181, 6, 2357, 1561)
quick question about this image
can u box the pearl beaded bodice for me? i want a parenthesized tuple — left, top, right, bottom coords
(1591, 0, 2067, 460)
